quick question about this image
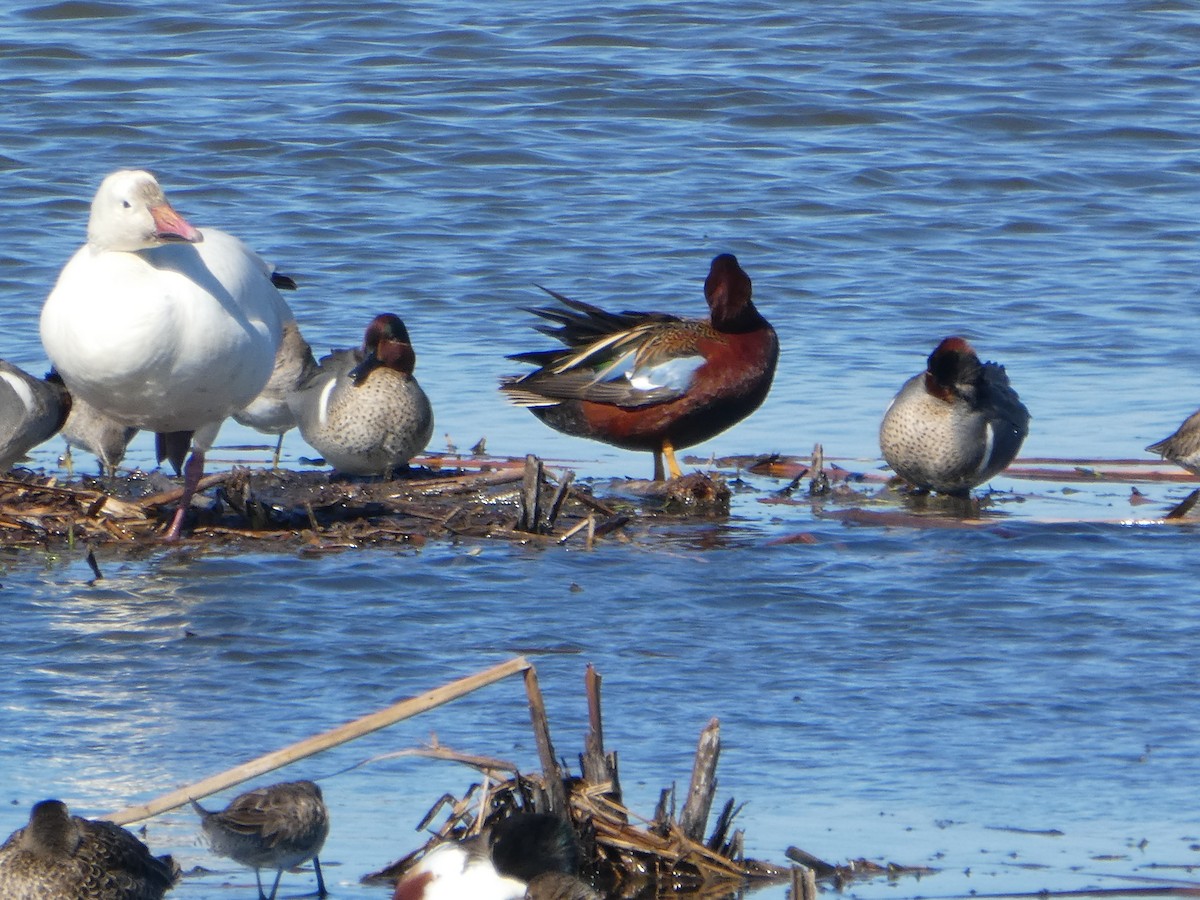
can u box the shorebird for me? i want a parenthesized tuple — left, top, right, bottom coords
(501, 254, 778, 480)
(1146, 408, 1200, 475)
(57, 389, 138, 478)
(234, 319, 320, 468)
(192, 780, 329, 900)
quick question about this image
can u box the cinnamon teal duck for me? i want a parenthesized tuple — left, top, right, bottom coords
(500, 253, 778, 480)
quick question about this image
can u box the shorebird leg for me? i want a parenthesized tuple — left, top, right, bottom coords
(271, 433, 284, 470)
(314, 855, 327, 897)
(264, 865, 284, 900)
(652, 449, 665, 481)
(662, 437, 683, 479)
(164, 448, 205, 542)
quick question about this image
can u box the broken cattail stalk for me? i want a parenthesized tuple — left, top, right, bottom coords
(581, 664, 624, 815)
(545, 467, 575, 530)
(679, 717, 721, 842)
(809, 443, 830, 496)
(523, 664, 569, 815)
(518, 454, 543, 532)
(101, 656, 533, 825)
(792, 864, 819, 900)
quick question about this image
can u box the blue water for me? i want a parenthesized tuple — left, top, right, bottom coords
(2, 1, 1200, 898)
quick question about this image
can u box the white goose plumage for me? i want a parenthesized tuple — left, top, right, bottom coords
(40, 169, 286, 538)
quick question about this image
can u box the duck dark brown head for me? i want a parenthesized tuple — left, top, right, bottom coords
(351, 313, 417, 384)
(703, 253, 762, 333)
(924, 336, 981, 401)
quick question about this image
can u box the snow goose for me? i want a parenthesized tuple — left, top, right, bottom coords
(40, 169, 286, 538)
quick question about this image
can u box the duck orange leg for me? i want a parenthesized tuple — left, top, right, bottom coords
(662, 437, 682, 479)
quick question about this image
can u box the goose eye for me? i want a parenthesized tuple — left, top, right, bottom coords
(122, 200, 132, 209)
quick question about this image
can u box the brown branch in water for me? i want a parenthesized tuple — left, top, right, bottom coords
(566, 486, 619, 517)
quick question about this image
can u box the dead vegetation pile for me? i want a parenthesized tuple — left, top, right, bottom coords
(0, 454, 730, 551)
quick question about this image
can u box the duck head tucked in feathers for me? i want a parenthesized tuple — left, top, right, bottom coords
(880, 336, 1030, 497)
(393, 813, 587, 900)
(0, 798, 179, 899)
(0, 362, 71, 472)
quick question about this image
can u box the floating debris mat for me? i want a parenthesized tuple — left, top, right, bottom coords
(0, 455, 721, 550)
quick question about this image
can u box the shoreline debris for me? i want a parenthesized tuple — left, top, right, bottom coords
(364, 663, 796, 898)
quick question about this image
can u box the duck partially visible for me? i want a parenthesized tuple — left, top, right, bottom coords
(55, 386, 138, 478)
(394, 813, 589, 900)
(879, 336, 1030, 496)
(0, 798, 179, 899)
(0, 361, 70, 472)
(191, 779, 329, 900)
(524, 871, 602, 900)
(500, 253, 778, 480)
(234, 319, 319, 468)
(40, 169, 286, 539)
(290, 313, 433, 477)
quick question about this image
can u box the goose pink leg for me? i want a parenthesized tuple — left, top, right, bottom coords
(164, 449, 205, 542)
